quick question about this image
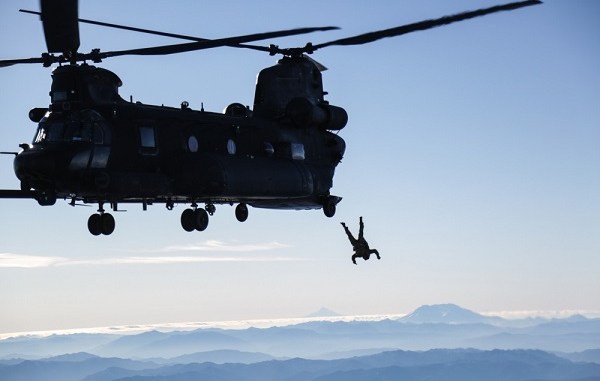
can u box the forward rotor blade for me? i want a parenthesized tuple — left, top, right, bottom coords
(313, 0, 541, 51)
(97, 26, 338, 59)
(40, 0, 80, 54)
(20, 9, 213, 42)
(2, 17, 335, 67)
(0, 57, 45, 68)
(19, 9, 308, 53)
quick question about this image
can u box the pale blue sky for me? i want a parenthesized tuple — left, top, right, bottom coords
(1, 0, 599, 335)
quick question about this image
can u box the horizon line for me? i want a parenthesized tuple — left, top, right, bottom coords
(2, 308, 600, 341)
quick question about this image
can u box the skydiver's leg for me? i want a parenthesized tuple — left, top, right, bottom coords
(341, 222, 358, 246)
(358, 216, 364, 241)
(351, 253, 359, 265)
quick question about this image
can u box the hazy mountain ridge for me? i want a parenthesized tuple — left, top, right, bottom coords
(2, 349, 599, 381)
(558, 349, 600, 364)
(2, 304, 599, 359)
(0, 355, 160, 381)
(1, 303, 599, 381)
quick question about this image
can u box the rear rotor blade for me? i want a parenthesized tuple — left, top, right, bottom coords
(313, 0, 541, 51)
(40, 0, 80, 54)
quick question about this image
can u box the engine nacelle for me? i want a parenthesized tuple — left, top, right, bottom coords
(286, 97, 348, 130)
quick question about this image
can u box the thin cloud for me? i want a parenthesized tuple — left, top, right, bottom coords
(481, 309, 599, 319)
(157, 240, 291, 253)
(0, 241, 297, 269)
(1, 244, 299, 269)
(59, 255, 301, 266)
(0, 253, 65, 268)
(1, 314, 404, 340)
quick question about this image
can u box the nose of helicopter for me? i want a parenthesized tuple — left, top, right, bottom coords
(13, 147, 57, 186)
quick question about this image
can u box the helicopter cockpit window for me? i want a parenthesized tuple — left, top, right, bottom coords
(33, 111, 110, 145)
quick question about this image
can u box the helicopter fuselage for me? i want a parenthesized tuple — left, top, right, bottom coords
(10, 62, 346, 233)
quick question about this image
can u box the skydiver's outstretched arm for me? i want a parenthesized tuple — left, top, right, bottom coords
(341, 222, 358, 246)
(368, 248, 381, 260)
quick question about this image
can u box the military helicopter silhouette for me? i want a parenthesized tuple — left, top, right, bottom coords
(0, 0, 540, 236)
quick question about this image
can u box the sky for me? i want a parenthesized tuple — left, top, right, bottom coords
(0, 0, 599, 336)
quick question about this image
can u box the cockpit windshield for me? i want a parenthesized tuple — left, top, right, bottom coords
(33, 110, 110, 145)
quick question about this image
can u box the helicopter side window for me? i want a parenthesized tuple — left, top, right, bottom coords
(93, 123, 104, 145)
(71, 120, 91, 142)
(187, 136, 199, 153)
(81, 110, 110, 145)
(275, 142, 305, 160)
(291, 143, 305, 160)
(139, 126, 158, 154)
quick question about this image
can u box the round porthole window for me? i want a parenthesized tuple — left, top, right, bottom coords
(227, 138, 236, 155)
(264, 142, 274, 157)
(188, 136, 198, 152)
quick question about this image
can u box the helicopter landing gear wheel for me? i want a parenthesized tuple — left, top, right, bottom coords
(194, 208, 209, 231)
(181, 208, 210, 232)
(88, 214, 102, 236)
(235, 203, 248, 222)
(101, 213, 115, 235)
(181, 208, 196, 232)
(88, 213, 115, 235)
(323, 197, 337, 218)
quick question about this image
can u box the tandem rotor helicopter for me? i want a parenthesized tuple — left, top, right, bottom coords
(0, 0, 541, 236)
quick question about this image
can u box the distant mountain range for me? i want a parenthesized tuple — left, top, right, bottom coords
(1, 348, 598, 381)
(0, 304, 600, 366)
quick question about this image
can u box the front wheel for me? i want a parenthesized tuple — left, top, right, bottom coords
(323, 197, 337, 218)
(88, 213, 115, 235)
(88, 214, 102, 236)
(181, 208, 196, 232)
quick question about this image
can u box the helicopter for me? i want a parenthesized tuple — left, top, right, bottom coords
(0, 0, 541, 236)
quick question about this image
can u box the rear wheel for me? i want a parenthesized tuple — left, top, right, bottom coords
(194, 208, 209, 231)
(235, 203, 249, 222)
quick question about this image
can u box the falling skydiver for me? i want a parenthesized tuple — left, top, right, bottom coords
(341, 216, 380, 265)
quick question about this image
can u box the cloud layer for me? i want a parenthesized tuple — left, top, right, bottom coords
(0, 240, 295, 269)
